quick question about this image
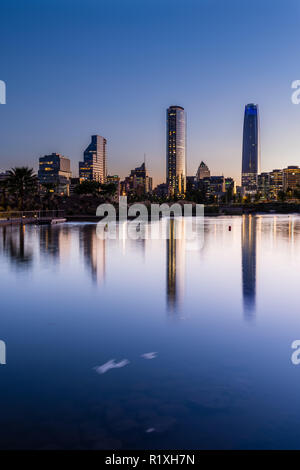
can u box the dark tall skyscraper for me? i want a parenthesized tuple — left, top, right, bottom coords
(242, 104, 260, 192)
(166, 106, 186, 196)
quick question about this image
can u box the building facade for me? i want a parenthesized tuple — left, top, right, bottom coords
(186, 176, 198, 192)
(79, 135, 107, 183)
(131, 162, 152, 194)
(283, 166, 300, 191)
(166, 105, 186, 196)
(201, 176, 225, 200)
(38, 153, 71, 195)
(225, 177, 236, 195)
(121, 162, 152, 196)
(269, 169, 283, 197)
(242, 104, 260, 192)
(196, 161, 210, 180)
(257, 172, 270, 196)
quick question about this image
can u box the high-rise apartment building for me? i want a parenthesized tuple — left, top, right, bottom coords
(79, 135, 107, 183)
(166, 106, 186, 196)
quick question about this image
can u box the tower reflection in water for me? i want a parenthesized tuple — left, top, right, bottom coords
(81, 225, 106, 285)
(242, 214, 256, 318)
(166, 218, 185, 313)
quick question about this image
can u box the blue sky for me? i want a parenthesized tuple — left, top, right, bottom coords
(1, 0, 300, 185)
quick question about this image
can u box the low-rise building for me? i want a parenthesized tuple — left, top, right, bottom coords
(38, 153, 71, 195)
(154, 183, 168, 198)
(257, 172, 270, 196)
(201, 176, 225, 199)
(269, 169, 283, 197)
(283, 166, 300, 191)
(225, 177, 236, 195)
(186, 176, 198, 191)
(121, 163, 152, 196)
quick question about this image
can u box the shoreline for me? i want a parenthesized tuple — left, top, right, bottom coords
(1, 203, 300, 226)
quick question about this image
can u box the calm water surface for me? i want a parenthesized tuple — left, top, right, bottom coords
(0, 215, 300, 449)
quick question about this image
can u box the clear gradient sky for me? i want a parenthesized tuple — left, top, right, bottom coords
(1, 0, 300, 185)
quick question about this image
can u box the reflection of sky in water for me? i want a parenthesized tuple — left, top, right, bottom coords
(0, 216, 300, 448)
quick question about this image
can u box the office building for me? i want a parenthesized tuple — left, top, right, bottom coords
(225, 177, 236, 195)
(79, 135, 107, 183)
(186, 176, 198, 191)
(122, 162, 152, 196)
(269, 169, 283, 196)
(196, 161, 210, 180)
(257, 172, 270, 196)
(242, 104, 260, 192)
(201, 176, 225, 199)
(38, 153, 71, 195)
(283, 166, 300, 191)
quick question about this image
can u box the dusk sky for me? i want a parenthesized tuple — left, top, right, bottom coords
(1, 0, 300, 185)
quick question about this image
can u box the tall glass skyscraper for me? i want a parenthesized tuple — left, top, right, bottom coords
(242, 104, 260, 192)
(166, 105, 186, 196)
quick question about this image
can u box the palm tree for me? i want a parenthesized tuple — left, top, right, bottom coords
(7, 167, 38, 210)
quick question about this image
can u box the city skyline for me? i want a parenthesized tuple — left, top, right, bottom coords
(1, 96, 300, 190)
(1, 0, 300, 186)
(3, 0, 300, 455)
(3, 99, 300, 192)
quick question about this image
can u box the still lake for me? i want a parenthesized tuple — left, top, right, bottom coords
(0, 214, 300, 449)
